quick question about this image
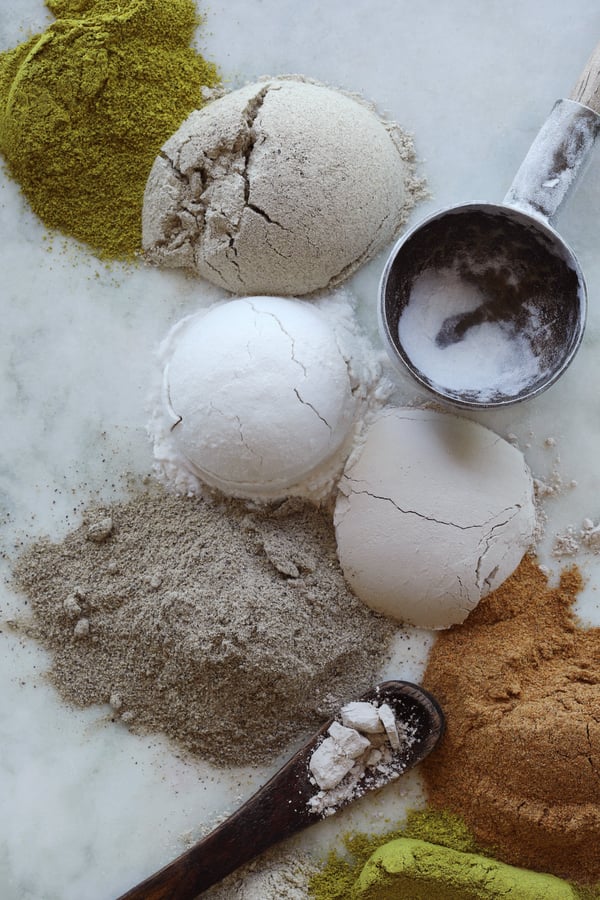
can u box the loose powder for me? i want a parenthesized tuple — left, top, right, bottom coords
(11, 482, 395, 766)
(204, 845, 318, 899)
(420, 554, 600, 884)
(0, 0, 219, 259)
(309, 809, 485, 900)
(397, 265, 543, 397)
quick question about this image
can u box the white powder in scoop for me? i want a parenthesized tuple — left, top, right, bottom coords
(398, 266, 544, 400)
(306, 699, 418, 817)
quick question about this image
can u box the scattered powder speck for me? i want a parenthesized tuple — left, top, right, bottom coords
(553, 518, 600, 558)
(10, 481, 396, 766)
(204, 844, 318, 899)
(553, 526, 581, 558)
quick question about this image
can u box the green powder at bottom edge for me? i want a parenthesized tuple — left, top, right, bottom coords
(353, 837, 576, 900)
(308, 809, 600, 900)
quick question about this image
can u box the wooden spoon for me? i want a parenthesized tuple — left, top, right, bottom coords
(115, 680, 444, 900)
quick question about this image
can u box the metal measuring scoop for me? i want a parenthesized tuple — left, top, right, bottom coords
(380, 43, 600, 409)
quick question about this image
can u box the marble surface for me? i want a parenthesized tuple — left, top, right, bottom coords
(1, 1, 600, 897)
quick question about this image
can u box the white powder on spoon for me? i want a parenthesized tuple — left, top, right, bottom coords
(306, 699, 418, 817)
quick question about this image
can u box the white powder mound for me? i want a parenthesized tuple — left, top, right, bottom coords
(334, 408, 537, 629)
(150, 292, 386, 502)
(142, 76, 422, 296)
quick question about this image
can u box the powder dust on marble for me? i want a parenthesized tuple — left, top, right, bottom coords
(11, 481, 396, 766)
(203, 844, 318, 900)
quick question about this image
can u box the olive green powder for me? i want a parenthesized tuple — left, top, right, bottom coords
(308, 809, 600, 899)
(0, 0, 219, 258)
(353, 839, 577, 899)
(308, 809, 478, 900)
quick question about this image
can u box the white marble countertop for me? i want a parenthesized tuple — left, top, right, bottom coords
(2, 1, 600, 897)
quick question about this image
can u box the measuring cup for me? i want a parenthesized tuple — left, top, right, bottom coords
(379, 43, 600, 409)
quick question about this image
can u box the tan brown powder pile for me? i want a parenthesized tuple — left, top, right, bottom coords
(421, 554, 600, 884)
(11, 482, 395, 766)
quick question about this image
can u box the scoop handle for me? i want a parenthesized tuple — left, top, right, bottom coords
(571, 40, 600, 113)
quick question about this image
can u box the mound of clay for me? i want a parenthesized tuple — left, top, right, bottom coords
(152, 294, 382, 502)
(334, 408, 536, 629)
(142, 77, 423, 295)
(422, 556, 600, 884)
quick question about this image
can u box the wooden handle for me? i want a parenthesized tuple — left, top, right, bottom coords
(115, 739, 319, 900)
(571, 40, 600, 114)
(114, 682, 445, 899)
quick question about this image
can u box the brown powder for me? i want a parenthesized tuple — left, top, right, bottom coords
(10, 481, 395, 766)
(421, 554, 600, 883)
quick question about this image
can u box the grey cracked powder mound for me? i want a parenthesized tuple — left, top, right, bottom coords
(142, 76, 424, 296)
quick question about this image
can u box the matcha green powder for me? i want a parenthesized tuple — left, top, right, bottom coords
(309, 809, 600, 899)
(0, 0, 219, 258)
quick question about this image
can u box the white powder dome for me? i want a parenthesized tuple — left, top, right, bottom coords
(142, 77, 419, 296)
(334, 408, 536, 629)
(155, 296, 372, 501)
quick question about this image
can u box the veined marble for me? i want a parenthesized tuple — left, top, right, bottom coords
(1, 1, 600, 897)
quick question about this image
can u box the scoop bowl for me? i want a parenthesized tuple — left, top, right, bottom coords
(379, 200, 586, 409)
(380, 54, 600, 409)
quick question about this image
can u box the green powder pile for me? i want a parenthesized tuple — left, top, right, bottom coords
(308, 809, 477, 900)
(353, 838, 577, 899)
(308, 809, 599, 899)
(0, 0, 219, 258)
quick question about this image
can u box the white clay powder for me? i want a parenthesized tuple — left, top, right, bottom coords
(306, 700, 417, 817)
(397, 266, 545, 401)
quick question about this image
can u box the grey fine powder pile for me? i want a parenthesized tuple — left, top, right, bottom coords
(11, 482, 395, 765)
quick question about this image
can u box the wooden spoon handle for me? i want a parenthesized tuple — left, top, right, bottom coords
(115, 732, 324, 900)
(115, 681, 444, 900)
(571, 40, 600, 114)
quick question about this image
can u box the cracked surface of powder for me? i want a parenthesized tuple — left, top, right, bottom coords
(421, 555, 600, 884)
(334, 408, 536, 628)
(11, 482, 395, 766)
(151, 291, 386, 502)
(142, 75, 425, 295)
